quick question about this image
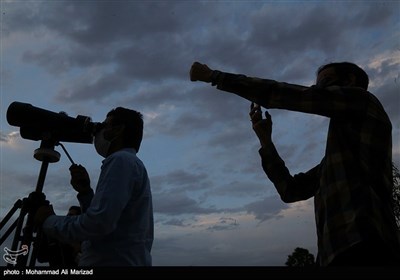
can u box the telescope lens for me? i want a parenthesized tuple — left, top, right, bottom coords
(6, 101, 95, 144)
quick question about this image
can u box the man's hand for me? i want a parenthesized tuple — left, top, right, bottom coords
(34, 205, 55, 226)
(69, 164, 92, 194)
(250, 103, 273, 148)
(190, 62, 213, 82)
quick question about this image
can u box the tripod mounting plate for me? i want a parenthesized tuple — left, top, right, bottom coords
(34, 148, 60, 162)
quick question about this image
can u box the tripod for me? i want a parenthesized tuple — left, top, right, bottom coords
(0, 139, 64, 267)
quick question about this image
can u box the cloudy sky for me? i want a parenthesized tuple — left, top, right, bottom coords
(0, 0, 399, 266)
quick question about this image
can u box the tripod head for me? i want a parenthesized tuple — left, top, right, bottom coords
(34, 139, 60, 163)
(31, 139, 60, 194)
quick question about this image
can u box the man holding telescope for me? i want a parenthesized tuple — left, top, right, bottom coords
(190, 61, 400, 266)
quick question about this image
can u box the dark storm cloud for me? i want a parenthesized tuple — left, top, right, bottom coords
(116, 83, 253, 138)
(153, 188, 289, 223)
(244, 195, 289, 222)
(2, 0, 398, 266)
(209, 180, 267, 198)
(4, 1, 398, 106)
(373, 81, 399, 121)
(367, 61, 400, 120)
(206, 217, 238, 231)
(151, 169, 211, 193)
(249, 5, 340, 54)
(104, 81, 187, 111)
(249, 2, 396, 56)
(152, 191, 217, 215)
(3, 1, 184, 45)
(56, 72, 133, 101)
(3, 1, 235, 100)
(162, 218, 189, 227)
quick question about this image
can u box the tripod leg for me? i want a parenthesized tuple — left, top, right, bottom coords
(0, 198, 33, 268)
(0, 199, 22, 230)
(29, 227, 44, 267)
(3, 140, 61, 267)
(18, 192, 48, 267)
(8, 192, 46, 267)
(1, 199, 23, 250)
(9, 199, 30, 268)
(0, 219, 18, 245)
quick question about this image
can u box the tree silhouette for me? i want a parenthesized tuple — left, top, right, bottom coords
(393, 163, 400, 229)
(285, 247, 315, 267)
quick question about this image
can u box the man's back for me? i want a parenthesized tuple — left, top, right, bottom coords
(78, 148, 154, 266)
(315, 88, 397, 265)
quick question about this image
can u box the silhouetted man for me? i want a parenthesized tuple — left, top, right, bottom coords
(190, 61, 400, 266)
(35, 107, 154, 266)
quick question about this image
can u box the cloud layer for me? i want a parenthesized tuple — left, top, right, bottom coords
(1, 1, 399, 266)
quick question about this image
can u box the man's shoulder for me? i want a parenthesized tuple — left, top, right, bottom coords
(109, 148, 137, 159)
(105, 149, 144, 169)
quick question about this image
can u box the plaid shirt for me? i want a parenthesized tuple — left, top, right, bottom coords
(213, 72, 400, 266)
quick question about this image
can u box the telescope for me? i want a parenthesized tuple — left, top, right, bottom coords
(1, 101, 101, 267)
(6, 101, 100, 143)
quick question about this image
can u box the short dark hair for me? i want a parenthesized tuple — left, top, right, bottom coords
(317, 62, 369, 90)
(107, 107, 143, 152)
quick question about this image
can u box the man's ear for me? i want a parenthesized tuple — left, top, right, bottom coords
(113, 124, 125, 136)
(105, 124, 125, 140)
(346, 73, 357, 87)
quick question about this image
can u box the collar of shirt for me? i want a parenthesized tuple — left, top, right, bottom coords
(102, 148, 137, 163)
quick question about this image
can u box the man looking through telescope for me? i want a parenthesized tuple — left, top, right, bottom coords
(34, 107, 154, 266)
